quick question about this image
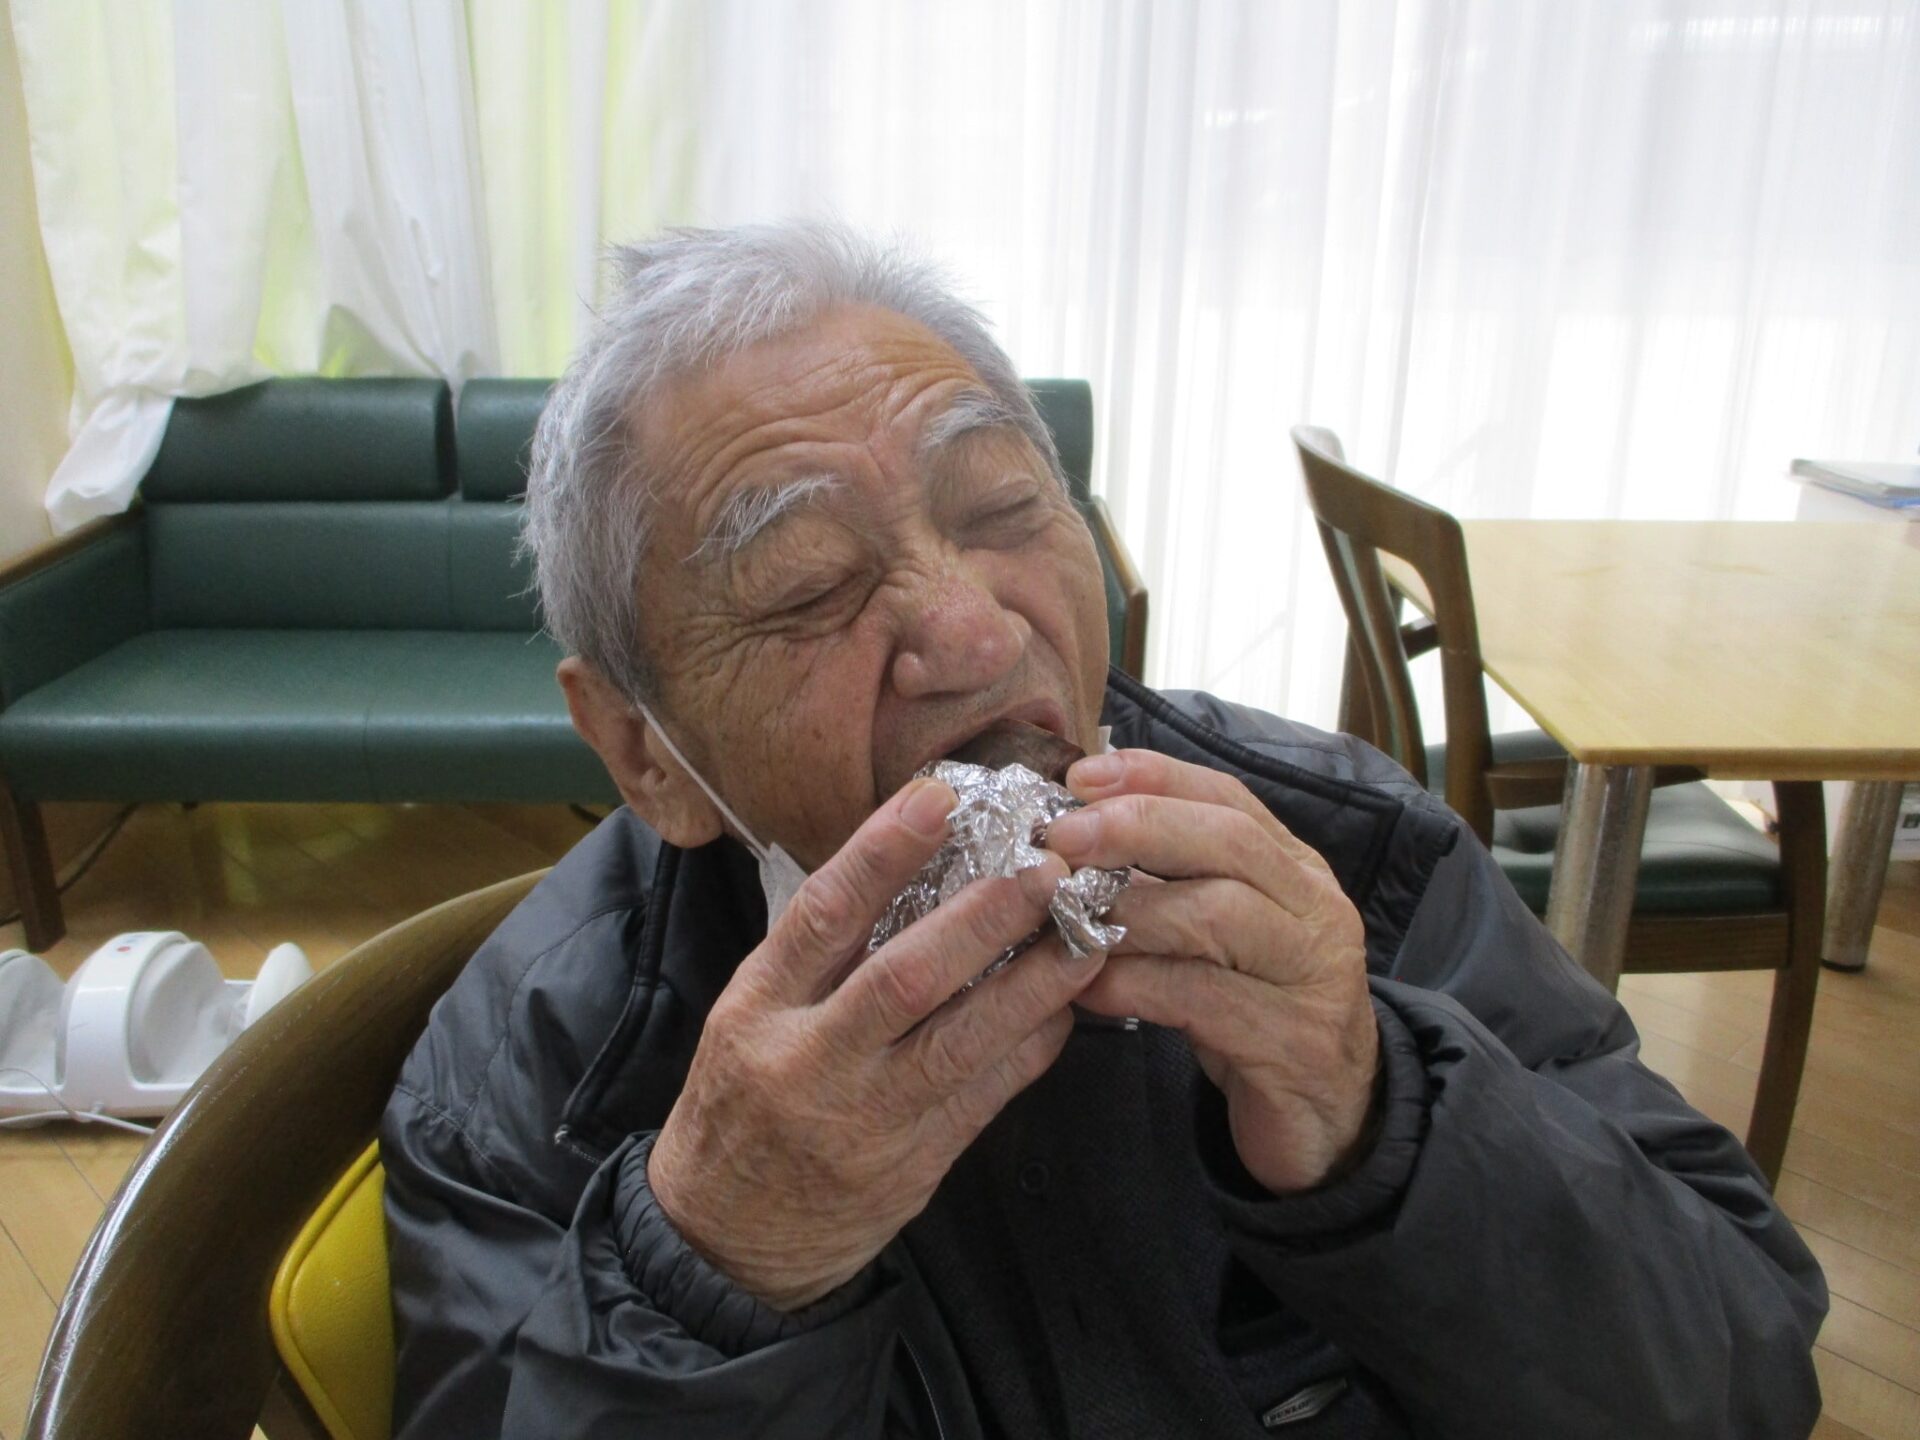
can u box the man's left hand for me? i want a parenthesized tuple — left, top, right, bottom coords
(1045, 749, 1381, 1194)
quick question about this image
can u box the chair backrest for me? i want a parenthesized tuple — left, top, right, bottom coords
(24, 868, 547, 1440)
(1290, 426, 1498, 840)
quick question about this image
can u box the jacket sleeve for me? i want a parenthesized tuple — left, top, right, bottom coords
(383, 1094, 911, 1439)
(1197, 786, 1828, 1439)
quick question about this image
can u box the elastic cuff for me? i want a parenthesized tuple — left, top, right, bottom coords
(1203, 990, 1430, 1244)
(611, 1132, 888, 1357)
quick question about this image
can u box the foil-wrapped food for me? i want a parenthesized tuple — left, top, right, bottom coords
(868, 720, 1130, 990)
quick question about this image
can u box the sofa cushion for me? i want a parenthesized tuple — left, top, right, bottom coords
(0, 630, 613, 805)
(449, 503, 540, 631)
(148, 502, 460, 630)
(457, 380, 552, 501)
(362, 633, 606, 801)
(143, 379, 454, 502)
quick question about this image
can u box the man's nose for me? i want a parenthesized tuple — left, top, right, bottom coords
(890, 559, 1030, 700)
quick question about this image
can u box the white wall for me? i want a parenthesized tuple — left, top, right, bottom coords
(0, 0, 73, 566)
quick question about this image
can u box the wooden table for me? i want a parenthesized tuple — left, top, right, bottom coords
(1389, 521, 1920, 987)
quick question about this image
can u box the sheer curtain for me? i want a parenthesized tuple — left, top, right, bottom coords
(13, 0, 496, 533)
(16, 0, 1918, 729)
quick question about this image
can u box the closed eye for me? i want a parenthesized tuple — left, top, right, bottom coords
(768, 572, 867, 619)
(960, 493, 1047, 544)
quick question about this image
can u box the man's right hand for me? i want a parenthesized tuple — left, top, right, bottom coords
(646, 775, 1105, 1311)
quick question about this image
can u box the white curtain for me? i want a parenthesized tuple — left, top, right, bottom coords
(13, 0, 497, 534)
(16, 0, 1919, 730)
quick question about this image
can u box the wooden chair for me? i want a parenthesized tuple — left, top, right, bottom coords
(1291, 426, 1825, 1185)
(23, 868, 547, 1440)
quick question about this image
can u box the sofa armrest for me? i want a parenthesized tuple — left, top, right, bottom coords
(0, 512, 150, 710)
(1080, 497, 1148, 681)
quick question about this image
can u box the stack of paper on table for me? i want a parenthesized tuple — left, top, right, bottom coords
(1790, 459, 1920, 508)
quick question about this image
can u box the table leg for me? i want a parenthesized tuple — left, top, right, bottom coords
(1823, 780, 1904, 972)
(1546, 763, 1654, 992)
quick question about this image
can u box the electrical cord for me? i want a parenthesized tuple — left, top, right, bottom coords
(0, 802, 138, 931)
(0, 1066, 157, 1136)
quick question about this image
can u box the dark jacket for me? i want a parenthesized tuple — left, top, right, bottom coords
(383, 675, 1826, 1438)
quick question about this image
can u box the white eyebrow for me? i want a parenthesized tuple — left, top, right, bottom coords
(688, 473, 844, 562)
(918, 386, 1023, 457)
(689, 388, 1022, 563)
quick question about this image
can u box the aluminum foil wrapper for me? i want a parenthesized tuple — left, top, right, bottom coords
(868, 759, 1129, 988)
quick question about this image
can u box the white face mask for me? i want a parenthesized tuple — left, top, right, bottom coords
(633, 702, 810, 929)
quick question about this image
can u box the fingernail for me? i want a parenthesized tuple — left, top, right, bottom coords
(1069, 754, 1122, 790)
(1046, 808, 1100, 858)
(902, 778, 957, 838)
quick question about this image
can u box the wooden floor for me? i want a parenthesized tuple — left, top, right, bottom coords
(1, 801, 1916, 1439)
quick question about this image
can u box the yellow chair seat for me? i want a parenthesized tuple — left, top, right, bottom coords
(270, 1141, 394, 1440)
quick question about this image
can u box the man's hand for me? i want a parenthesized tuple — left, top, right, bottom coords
(648, 777, 1104, 1311)
(1045, 750, 1380, 1195)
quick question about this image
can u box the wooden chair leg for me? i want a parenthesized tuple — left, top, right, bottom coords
(0, 776, 64, 951)
(1745, 782, 1828, 1186)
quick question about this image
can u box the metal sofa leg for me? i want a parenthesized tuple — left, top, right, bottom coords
(0, 775, 64, 951)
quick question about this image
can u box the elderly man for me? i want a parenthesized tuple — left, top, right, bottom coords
(382, 223, 1825, 1438)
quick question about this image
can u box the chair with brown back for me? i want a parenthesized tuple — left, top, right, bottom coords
(1290, 426, 1825, 1186)
(24, 867, 547, 1440)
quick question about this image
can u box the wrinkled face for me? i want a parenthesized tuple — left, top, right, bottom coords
(632, 304, 1111, 869)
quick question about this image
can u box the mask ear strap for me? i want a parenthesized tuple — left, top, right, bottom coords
(632, 702, 770, 863)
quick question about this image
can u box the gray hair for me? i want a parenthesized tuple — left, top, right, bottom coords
(519, 221, 1062, 703)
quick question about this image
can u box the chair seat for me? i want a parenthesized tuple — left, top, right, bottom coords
(1426, 731, 1781, 915)
(0, 629, 616, 805)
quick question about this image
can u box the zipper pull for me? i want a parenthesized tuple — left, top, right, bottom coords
(1262, 1376, 1348, 1428)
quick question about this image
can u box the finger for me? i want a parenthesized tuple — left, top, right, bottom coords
(1045, 793, 1330, 920)
(1077, 955, 1373, 1094)
(1065, 749, 1334, 878)
(829, 854, 1069, 1047)
(759, 776, 957, 1000)
(1101, 877, 1322, 985)
(940, 1005, 1075, 1142)
(1074, 952, 1266, 1051)
(892, 931, 1105, 1100)
(1078, 956, 1380, 1194)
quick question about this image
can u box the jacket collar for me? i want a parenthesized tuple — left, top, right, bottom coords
(1100, 670, 1457, 971)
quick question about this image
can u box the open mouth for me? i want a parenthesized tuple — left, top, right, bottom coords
(941, 717, 1084, 784)
(922, 699, 1074, 777)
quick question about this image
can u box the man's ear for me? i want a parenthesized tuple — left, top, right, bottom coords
(556, 657, 726, 848)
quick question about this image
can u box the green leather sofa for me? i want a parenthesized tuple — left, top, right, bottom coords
(0, 377, 1145, 948)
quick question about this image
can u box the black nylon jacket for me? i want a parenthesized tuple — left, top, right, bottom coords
(383, 675, 1826, 1438)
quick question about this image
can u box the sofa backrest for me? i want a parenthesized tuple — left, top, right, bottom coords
(141, 379, 544, 632)
(138, 375, 1098, 635)
(450, 381, 552, 631)
(449, 377, 1096, 502)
